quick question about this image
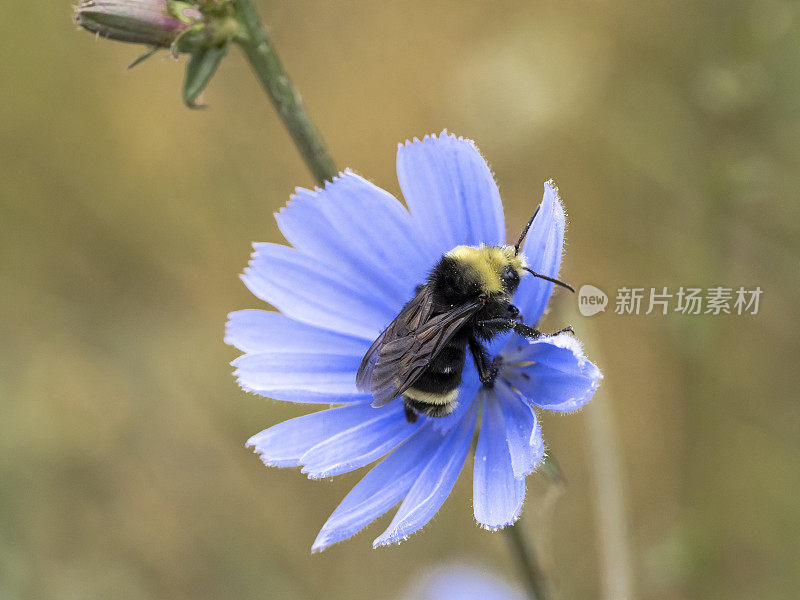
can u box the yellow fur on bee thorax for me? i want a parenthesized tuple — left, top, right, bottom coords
(445, 244, 527, 294)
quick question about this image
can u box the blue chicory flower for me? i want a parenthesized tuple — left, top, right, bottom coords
(226, 131, 602, 551)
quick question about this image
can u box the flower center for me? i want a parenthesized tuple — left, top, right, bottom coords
(482, 355, 504, 389)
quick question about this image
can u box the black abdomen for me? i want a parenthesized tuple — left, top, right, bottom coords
(402, 330, 468, 421)
(413, 334, 467, 393)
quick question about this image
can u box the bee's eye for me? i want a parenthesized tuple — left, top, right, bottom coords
(501, 266, 519, 285)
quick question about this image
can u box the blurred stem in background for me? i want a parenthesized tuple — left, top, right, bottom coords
(551, 298, 635, 600)
(505, 512, 553, 600)
(580, 324, 636, 600)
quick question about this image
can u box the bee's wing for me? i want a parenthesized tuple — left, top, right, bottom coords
(356, 285, 436, 399)
(357, 286, 483, 408)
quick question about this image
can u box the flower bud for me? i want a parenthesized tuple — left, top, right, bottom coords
(75, 0, 202, 48)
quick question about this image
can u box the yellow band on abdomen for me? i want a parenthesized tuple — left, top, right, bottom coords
(403, 387, 459, 405)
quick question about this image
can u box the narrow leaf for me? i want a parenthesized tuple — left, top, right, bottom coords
(182, 44, 228, 109)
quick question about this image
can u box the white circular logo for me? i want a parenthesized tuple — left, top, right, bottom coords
(578, 284, 608, 316)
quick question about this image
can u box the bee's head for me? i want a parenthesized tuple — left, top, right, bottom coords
(443, 206, 575, 298)
(445, 245, 527, 297)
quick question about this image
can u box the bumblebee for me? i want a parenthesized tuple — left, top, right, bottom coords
(356, 209, 574, 423)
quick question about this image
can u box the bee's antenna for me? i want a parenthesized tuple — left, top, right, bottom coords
(523, 267, 575, 293)
(514, 206, 540, 255)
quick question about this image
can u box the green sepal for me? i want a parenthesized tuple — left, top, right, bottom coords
(171, 23, 206, 56)
(127, 47, 159, 71)
(182, 43, 228, 109)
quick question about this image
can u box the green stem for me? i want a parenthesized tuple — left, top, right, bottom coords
(231, 0, 338, 184)
(505, 522, 552, 600)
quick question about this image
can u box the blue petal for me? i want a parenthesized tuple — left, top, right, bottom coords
(232, 351, 368, 403)
(241, 242, 393, 341)
(225, 309, 368, 355)
(397, 132, 506, 264)
(300, 401, 421, 478)
(276, 171, 431, 304)
(246, 403, 379, 468)
(502, 333, 602, 412)
(473, 389, 526, 530)
(514, 180, 566, 326)
(373, 400, 478, 547)
(496, 381, 544, 479)
(485, 331, 511, 362)
(312, 423, 443, 552)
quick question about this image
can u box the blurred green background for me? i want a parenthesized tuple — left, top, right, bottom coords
(2, 1, 799, 598)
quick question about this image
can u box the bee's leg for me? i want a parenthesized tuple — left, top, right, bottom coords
(514, 322, 575, 338)
(403, 400, 419, 423)
(510, 322, 543, 339)
(468, 336, 498, 385)
(477, 317, 572, 339)
(476, 317, 534, 339)
(550, 325, 575, 336)
(478, 317, 575, 340)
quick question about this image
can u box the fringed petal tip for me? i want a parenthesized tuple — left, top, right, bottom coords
(308, 424, 450, 552)
(311, 533, 340, 554)
(542, 179, 568, 223)
(503, 333, 602, 413)
(372, 530, 413, 549)
(515, 457, 546, 481)
(301, 468, 334, 480)
(399, 129, 478, 149)
(397, 131, 505, 254)
(311, 514, 373, 553)
(283, 168, 361, 207)
(540, 333, 604, 395)
(245, 436, 298, 469)
(398, 132, 500, 185)
(476, 512, 522, 532)
(252, 452, 294, 470)
(234, 379, 293, 399)
(223, 310, 240, 340)
(541, 179, 565, 215)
